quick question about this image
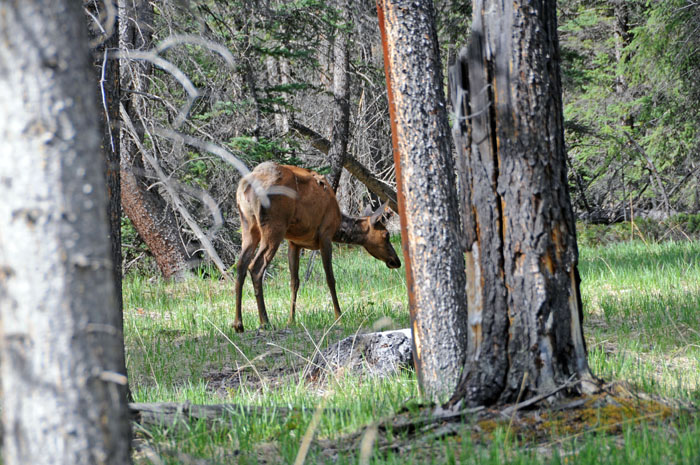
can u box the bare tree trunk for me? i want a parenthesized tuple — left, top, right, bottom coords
(119, 0, 191, 280)
(266, 56, 291, 139)
(378, 0, 469, 402)
(0, 1, 132, 463)
(448, 0, 594, 407)
(327, 0, 352, 190)
(87, 0, 124, 316)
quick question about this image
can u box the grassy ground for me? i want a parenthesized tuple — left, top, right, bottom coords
(124, 238, 700, 464)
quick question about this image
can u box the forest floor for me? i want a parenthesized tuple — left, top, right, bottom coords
(124, 237, 700, 464)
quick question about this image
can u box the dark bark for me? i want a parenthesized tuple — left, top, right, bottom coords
(118, 0, 191, 281)
(0, 1, 132, 463)
(378, 0, 469, 401)
(87, 5, 123, 311)
(448, 0, 593, 407)
(291, 121, 399, 212)
(612, 0, 632, 98)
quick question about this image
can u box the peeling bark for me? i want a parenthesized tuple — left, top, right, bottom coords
(448, 0, 593, 407)
(378, 0, 469, 402)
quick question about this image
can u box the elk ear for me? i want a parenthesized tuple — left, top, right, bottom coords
(369, 200, 390, 226)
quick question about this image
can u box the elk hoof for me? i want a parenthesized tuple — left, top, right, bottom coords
(232, 321, 244, 333)
(259, 322, 273, 331)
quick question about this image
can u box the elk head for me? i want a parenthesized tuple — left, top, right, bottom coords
(361, 201, 401, 269)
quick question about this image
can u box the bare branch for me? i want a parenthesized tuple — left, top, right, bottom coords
(120, 103, 232, 280)
(85, 0, 117, 48)
(154, 34, 236, 68)
(115, 49, 198, 127)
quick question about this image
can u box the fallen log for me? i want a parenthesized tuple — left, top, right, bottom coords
(130, 402, 343, 427)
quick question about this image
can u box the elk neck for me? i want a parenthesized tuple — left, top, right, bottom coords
(333, 213, 368, 245)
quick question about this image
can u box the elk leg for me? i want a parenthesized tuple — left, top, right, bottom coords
(320, 238, 342, 320)
(249, 232, 284, 329)
(234, 217, 260, 333)
(287, 243, 301, 325)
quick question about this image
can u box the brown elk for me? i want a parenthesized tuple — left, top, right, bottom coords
(234, 162, 401, 332)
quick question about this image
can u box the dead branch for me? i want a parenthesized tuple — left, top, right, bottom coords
(130, 402, 345, 427)
(120, 104, 232, 280)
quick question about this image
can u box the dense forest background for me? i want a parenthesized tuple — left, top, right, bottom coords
(118, 0, 700, 274)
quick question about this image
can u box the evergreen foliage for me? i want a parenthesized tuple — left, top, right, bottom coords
(560, 0, 700, 220)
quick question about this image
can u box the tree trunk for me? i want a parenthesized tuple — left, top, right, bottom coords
(118, 0, 191, 281)
(612, 0, 632, 98)
(266, 56, 291, 139)
(378, 0, 469, 402)
(327, 0, 352, 190)
(0, 1, 132, 463)
(87, 0, 124, 317)
(448, 0, 594, 407)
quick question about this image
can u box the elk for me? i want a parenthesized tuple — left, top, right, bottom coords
(234, 162, 401, 332)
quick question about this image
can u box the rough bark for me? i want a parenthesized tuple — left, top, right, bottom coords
(119, 0, 191, 281)
(87, 3, 123, 309)
(120, 154, 191, 280)
(378, 0, 469, 402)
(448, 0, 593, 407)
(291, 121, 399, 213)
(0, 1, 132, 463)
(327, 0, 352, 190)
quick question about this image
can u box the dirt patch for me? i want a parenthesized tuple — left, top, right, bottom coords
(204, 362, 299, 397)
(201, 327, 348, 398)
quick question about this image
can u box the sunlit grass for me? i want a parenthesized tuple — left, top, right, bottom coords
(580, 240, 700, 403)
(125, 237, 700, 463)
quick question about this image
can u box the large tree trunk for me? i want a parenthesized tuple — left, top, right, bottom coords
(118, 0, 192, 281)
(377, 0, 469, 402)
(448, 0, 594, 407)
(0, 1, 132, 463)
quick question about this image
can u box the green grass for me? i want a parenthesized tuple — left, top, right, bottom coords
(580, 241, 700, 403)
(125, 238, 700, 464)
